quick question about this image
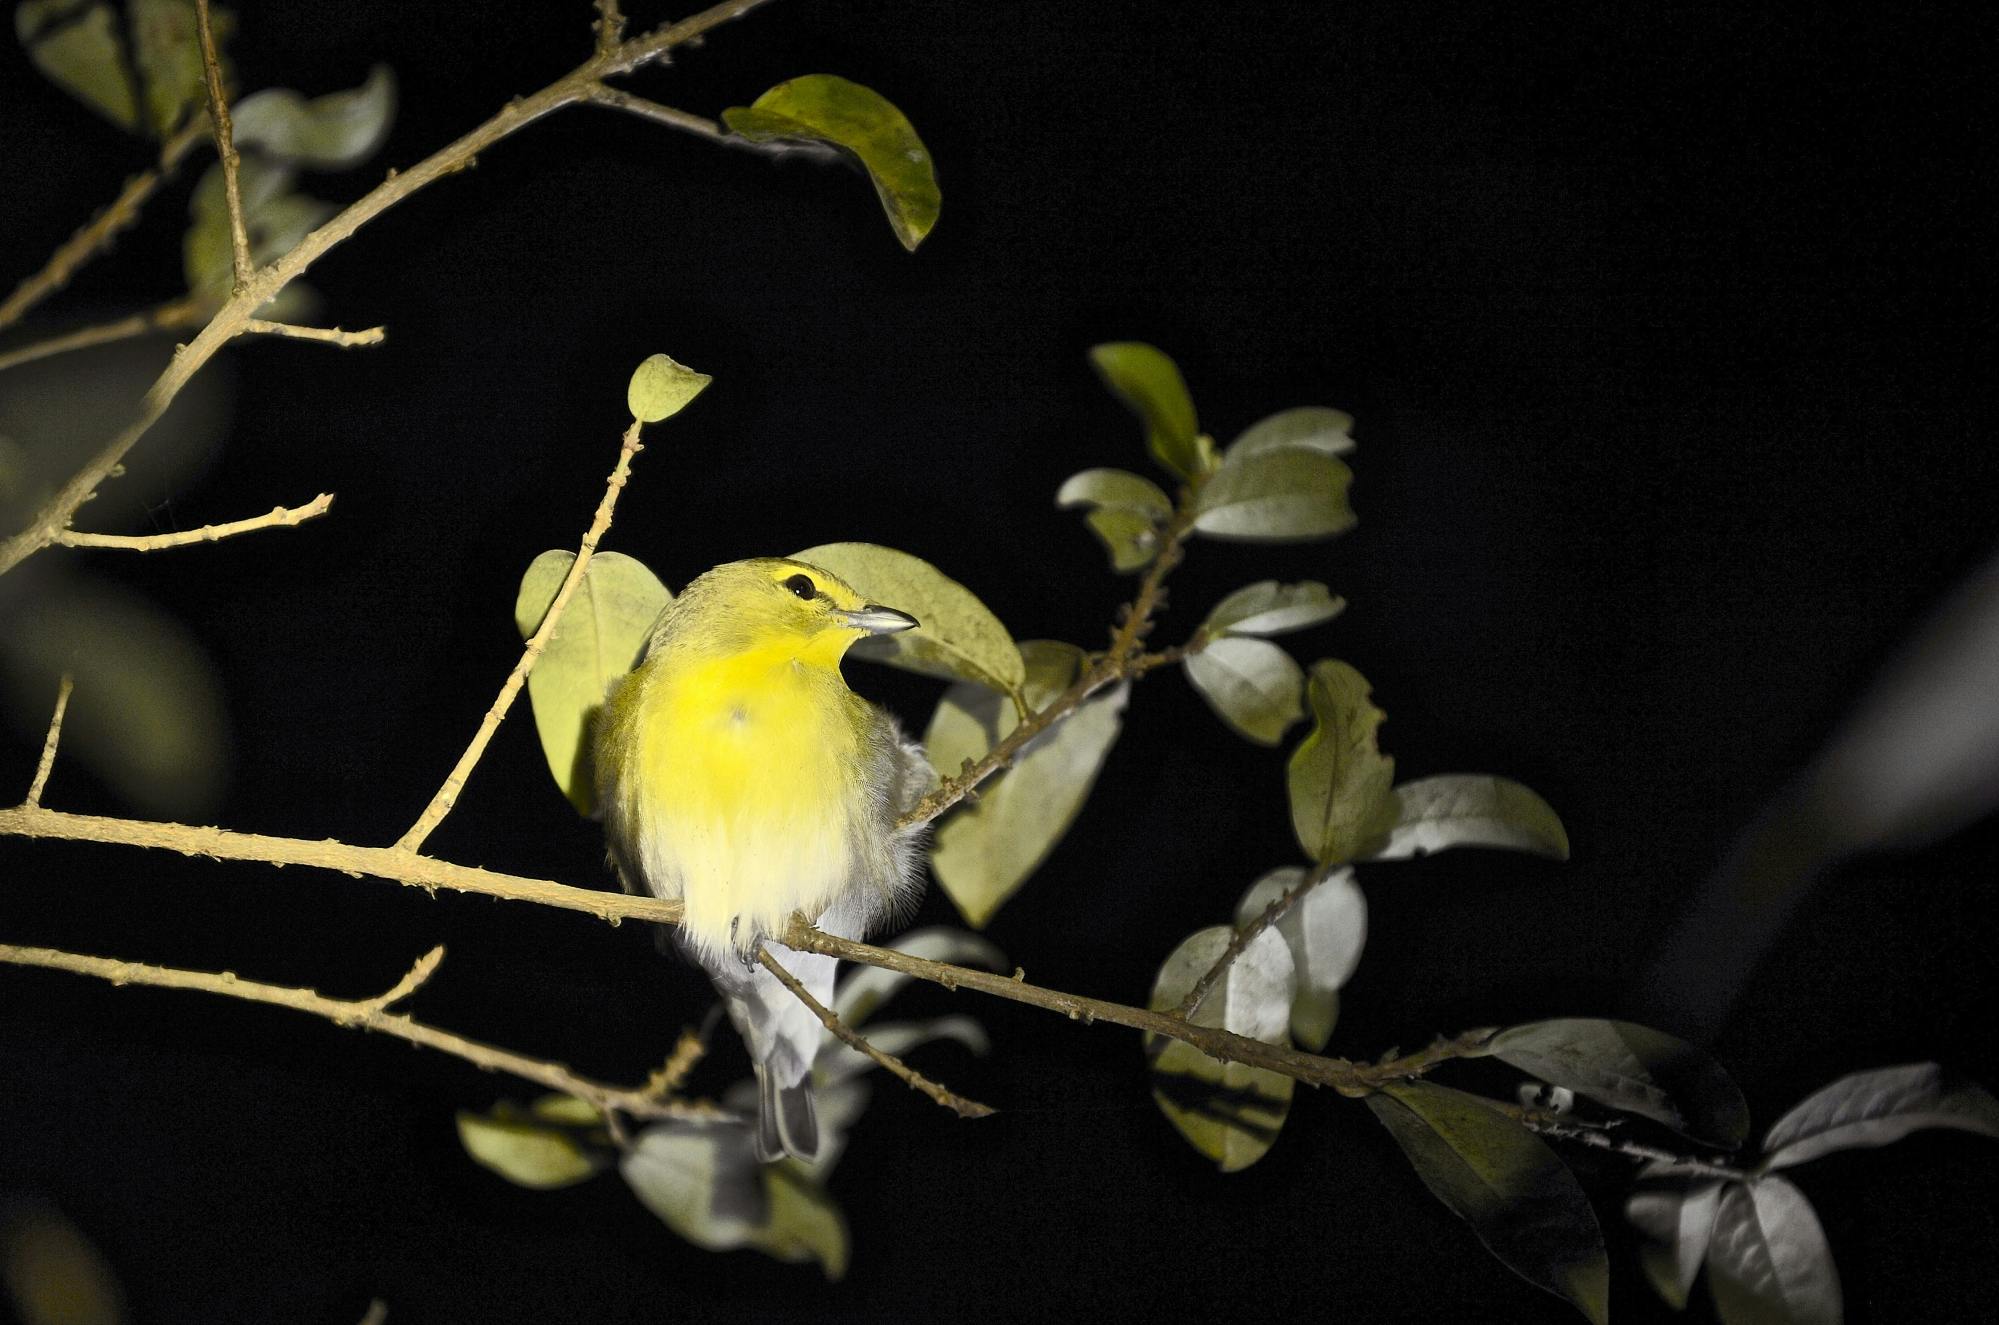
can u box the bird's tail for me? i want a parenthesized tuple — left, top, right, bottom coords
(753, 1060, 820, 1162)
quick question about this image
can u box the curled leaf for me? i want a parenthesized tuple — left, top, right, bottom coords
(1225, 406, 1356, 462)
(1056, 468, 1172, 572)
(1371, 774, 1570, 862)
(16, 0, 140, 130)
(792, 542, 1026, 700)
(1145, 925, 1296, 1171)
(1233, 866, 1365, 1050)
(1707, 1177, 1841, 1325)
(1761, 1062, 1999, 1171)
(231, 65, 396, 169)
(1483, 1018, 1750, 1148)
(1287, 660, 1398, 865)
(1088, 342, 1205, 480)
(1185, 635, 1304, 746)
(515, 549, 671, 816)
(1627, 1169, 1724, 1311)
(621, 1123, 847, 1279)
(1203, 580, 1346, 638)
(626, 353, 713, 423)
(925, 642, 1125, 925)
(1368, 1081, 1609, 1325)
(816, 1015, 990, 1085)
(722, 75, 939, 252)
(1194, 447, 1355, 541)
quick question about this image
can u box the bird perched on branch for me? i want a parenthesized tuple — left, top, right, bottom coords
(595, 557, 934, 1160)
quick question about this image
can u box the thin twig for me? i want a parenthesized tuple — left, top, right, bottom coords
(758, 946, 995, 1120)
(0, 0, 777, 581)
(583, 84, 842, 161)
(0, 120, 208, 333)
(1174, 864, 1336, 1020)
(644, 1029, 707, 1099)
(593, 0, 626, 54)
(0, 941, 722, 1123)
(396, 420, 644, 852)
(0, 296, 209, 374)
(240, 320, 388, 349)
(55, 493, 335, 552)
(193, 0, 253, 288)
(23, 676, 73, 808)
(356, 944, 445, 1013)
(1497, 1102, 1752, 1181)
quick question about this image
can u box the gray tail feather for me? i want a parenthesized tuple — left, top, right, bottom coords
(753, 1065, 820, 1162)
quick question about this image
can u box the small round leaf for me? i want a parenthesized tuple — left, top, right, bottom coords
(627, 353, 713, 422)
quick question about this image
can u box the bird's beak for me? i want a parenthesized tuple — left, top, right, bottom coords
(841, 603, 920, 635)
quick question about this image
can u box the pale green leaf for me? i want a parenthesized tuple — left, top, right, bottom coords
(1081, 506, 1161, 573)
(1204, 579, 1346, 638)
(1372, 774, 1570, 861)
(831, 927, 1004, 1027)
(1627, 1171, 1724, 1311)
(130, 0, 230, 139)
(1368, 1081, 1609, 1325)
(925, 641, 1125, 925)
(621, 1124, 847, 1280)
(515, 549, 671, 816)
(1145, 925, 1296, 1172)
(1483, 1019, 1749, 1148)
(185, 157, 336, 302)
(1185, 636, 1304, 745)
(1226, 406, 1355, 462)
(1287, 659, 1398, 865)
(722, 74, 939, 252)
(1762, 1062, 1999, 1171)
(455, 1109, 605, 1190)
(626, 352, 713, 423)
(1055, 467, 1172, 517)
(1233, 866, 1365, 1051)
(0, 572, 225, 817)
(16, 0, 140, 131)
(528, 1093, 601, 1127)
(816, 1015, 991, 1085)
(231, 65, 396, 169)
(1194, 447, 1355, 541)
(1088, 342, 1204, 480)
(792, 542, 1026, 700)
(1707, 1178, 1841, 1325)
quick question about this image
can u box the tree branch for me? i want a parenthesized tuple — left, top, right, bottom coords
(1174, 863, 1333, 1020)
(0, 295, 209, 374)
(0, 120, 208, 334)
(758, 945, 994, 1120)
(240, 320, 388, 349)
(193, 0, 253, 288)
(593, 0, 627, 55)
(0, 0, 778, 581)
(23, 676, 72, 809)
(582, 84, 842, 162)
(0, 940, 720, 1123)
(396, 420, 644, 852)
(54, 492, 335, 553)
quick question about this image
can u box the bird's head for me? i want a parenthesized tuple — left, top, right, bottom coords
(669, 557, 918, 667)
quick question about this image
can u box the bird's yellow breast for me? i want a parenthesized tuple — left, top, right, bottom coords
(627, 634, 865, 952)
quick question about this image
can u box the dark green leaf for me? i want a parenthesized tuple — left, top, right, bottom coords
(1088, 342, 1205, 480)
(16, 0, 140, 130)
(1056, 468, 1172, 572)
(1185, 635, 1304, 745)
(1287, 659, 1399, 865)
(231, 65, 395, 169)
(1204, 579, 1346, 637)
(1145, 925, 1297, 1171)
(1707, 1178, 1841, 1325)
(722, 74, 939, 251)
(1226, 406, 1355, 462)
(1233, 866, 1365, 1050)
(130, 0, 230, 138)
(1762, 1062, 1999, 1170)
(1368, 1081, 1609, 1325)
(1372, 774, 1570, 861)
(1485, 1019, 1750, 1148)
(1194, 447, 1355, 541)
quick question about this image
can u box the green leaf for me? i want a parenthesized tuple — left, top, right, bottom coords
(1627, 1169, 1724, 1311)
(722, 74, 939, 252)
(1371, 774, 1571, 862)
(924, 641, 1126, 925)
(1194, 447, 1355, 541)
(130, 0, 231, 138)
(626, 352, 713, 423)
(16, 0, 140, 130)
(0, 572, 226, 818)
(791, 542, 1026, 701)
(1368, 1081, 1610, 1325)
(230, 65, 396, 169)
(1225, 406, 1356, 462)
(832, 927, 1004, 1027)
(1185, 636, 1304, 746)
(919, 639, 1127, 927)
(621, 1123, 848, 1280)
(184, 157, 337, 302)
(0, 1198, 128, 1325)
(515, 549, 671, 816)
(816, 1015, 991, 1086)
(1483, 1018, 1750, 1148)
(1287, 660, 1399, 866)
(1761, 1062, 1999, 1171)
(1707, 1178, 1841, 1325)
(1203, 579, 1346, 637)
(1145, 925, 1297, 1172)
(456, 1105, 608, 1190)
(1233, 866, 1365, 1051)
(1056, 468, 1172, 573)
(1088, 342, 1205, 480)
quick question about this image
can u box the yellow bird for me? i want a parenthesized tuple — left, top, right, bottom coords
(595, 557, 935, 1160)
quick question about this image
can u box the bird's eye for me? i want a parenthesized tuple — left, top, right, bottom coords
(784, 573, 817, 600)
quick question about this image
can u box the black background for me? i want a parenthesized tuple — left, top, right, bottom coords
(3, 3, 1996, 1322)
